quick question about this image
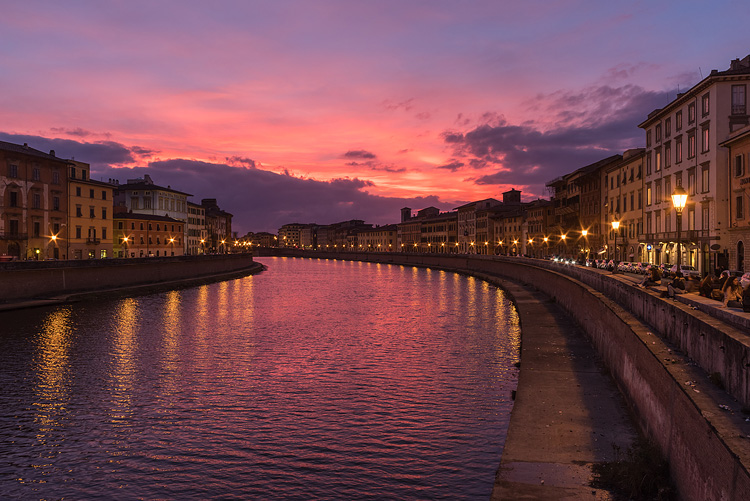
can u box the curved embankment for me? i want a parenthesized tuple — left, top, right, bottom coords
(270, 249, 750, 501)
(0, 254, 262, 305)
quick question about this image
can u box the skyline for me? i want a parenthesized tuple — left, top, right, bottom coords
(2, 1, 747, 233)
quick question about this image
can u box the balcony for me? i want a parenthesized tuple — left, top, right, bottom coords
(86, 238, 101, 245)
(643, 230, 710, 243)
(731, 104, 747, 116)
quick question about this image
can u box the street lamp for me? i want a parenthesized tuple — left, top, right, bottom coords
(611, 219, 620, 273)
(543, 236, 549, 257)
(671, 185, 688, 268)
(581, 229, 588, 259)
(560, 234, 567, 257)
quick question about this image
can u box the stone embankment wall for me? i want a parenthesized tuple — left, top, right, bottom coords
(0, 254, 259, 302)
(270, 249, 750, 501)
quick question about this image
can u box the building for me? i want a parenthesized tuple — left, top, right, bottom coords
(358, 224, 398, 251)
(720, 124, 750, 271)
(202, 198, 233, 253)
(67, 160, 115, 260)
(455, 198, 502, 254)
(601, 150, 644, 263)
(113, 211, 185, 258)
(639, 54, 750, 274)
(278, 222, 304, 248)
(299, 224, 318, 249)
(114, 174, 190, 253)
(187, 202, 207, 255)
(0, 141, 68, 260)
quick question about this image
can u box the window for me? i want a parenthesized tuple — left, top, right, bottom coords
(646, 152, 652, 175)
(9, 164, 18, 178)
(665, 209, 671, 232)
(144, 198, 151, 209)
(89, 207, 95, 218)
(53, 196, 60, 211)
(32, 167, 40, 181)
(148, 224, 152, 230)
(34, 221, 40, 237)
(702, 207, 710, 230)
(702, 165, 709, 193)
(638, 189, 643, 209)
(688, 132, 696, 158)
(688, 208, 695, 231)
(157, 224, 161, 231)
(118, 221, 123, 230)
(688, 169, 696, 196)
(102, 191, 107, 200)
(102, 208, 107, 220)
(102, 227, 107, 240)
(701, 125, 710, 153)
(646, 212, 652, 234)
(9, 191, 18, 207)
(630, 192, 634, 211)
(32, 193, 41, 209)
(655, 181, 662, 204)
(665, 143, 671, 168)
(655, 148, 661, 172)
(655, 211, 661, 233)
(89, 189, 95, 198)
(656, 124, 662, 143)
(665, 178, 671, 203)
(676, 138, 683, 163)
(646, 130, 652, 147)
(732, 85, 746, 115)
(140, 223, 144, 230)
(131, 197, 139, 210)
(76, 205, 82, 217)
(737, 196, 744, 219)
(665, 118, 671, 137)
(646, 184, 652, 205)
(76, 226, 82, 239)
(688, 102, 695, 124)
(701, 93, 710, 117)
(676, 111, 683, 131)
(52, 171, 60, 184)
(736, 154, 745, 177)
(76, 186, 81, 196)
(70, 167, 76, 179)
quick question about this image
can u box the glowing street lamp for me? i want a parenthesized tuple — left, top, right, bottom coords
(671, 185, 688, 268)
(581, 229, 588, 259)
(611, 219, 620, 273)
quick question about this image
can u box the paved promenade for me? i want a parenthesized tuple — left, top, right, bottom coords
(489, 278, 637, 500)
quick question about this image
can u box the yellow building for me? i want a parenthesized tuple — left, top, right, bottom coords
(720, 124, 750, 272)
(67, 160, 114, 259)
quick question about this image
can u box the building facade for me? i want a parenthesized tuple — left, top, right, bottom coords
(187, 202, 207, 255)
(113, 212, 185, 258)
(639, 55, 750, 273)
(602, 150, 644, 263)
(67, 160, 114, 260)
(720, 124, 750, 271)
(0, 141, 68, 260)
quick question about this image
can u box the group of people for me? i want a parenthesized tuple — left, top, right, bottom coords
(639, 266, 750, 312)
(697, 270, 750, 311)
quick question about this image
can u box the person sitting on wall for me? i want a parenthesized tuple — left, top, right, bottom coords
(639, 266, 662, 288)
(667, 272, 686, 299)
(722, 276, 743, 308)
(717, 270, 730, 290)
(742, 286, 750, 313)
(698, 272, 716, 298)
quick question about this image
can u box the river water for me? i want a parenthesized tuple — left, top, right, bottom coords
(0, 257, 520, 500)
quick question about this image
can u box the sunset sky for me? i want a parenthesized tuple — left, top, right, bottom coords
(1, 1, 747, 233)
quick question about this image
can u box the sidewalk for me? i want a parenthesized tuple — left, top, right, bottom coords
(489, 278, 637, 500)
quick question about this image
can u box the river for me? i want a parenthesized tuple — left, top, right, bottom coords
(0, 257, 520, 500)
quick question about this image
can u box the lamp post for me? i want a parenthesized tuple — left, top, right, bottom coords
(581, 229, 588, 260)
(543, 237, 549, 257)
(671, 185, 688, 269)
(560, 234, 566, 258)
(611, 220, 620, 273)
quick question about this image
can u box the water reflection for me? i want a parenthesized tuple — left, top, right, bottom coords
(1, 257, 520, 500)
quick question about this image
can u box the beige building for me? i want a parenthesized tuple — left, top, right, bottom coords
(187, 202, 207, 255)
(639, 54, 750, 273)
(602, 150, 645, 263)
(113, 211, 185, 258)
(720, 124, 750, 271)
(68, 160, 114, 260)
(358, 224, 398, 251)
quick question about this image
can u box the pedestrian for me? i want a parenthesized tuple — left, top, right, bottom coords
(698, 272, 715, 298)
(723, 276, 743, 308)
(668, 272, 686, 299)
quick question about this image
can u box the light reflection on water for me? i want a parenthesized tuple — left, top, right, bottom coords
(0, 257, 520, 500)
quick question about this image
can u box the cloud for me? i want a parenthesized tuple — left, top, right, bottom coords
(0, 132, 154, 166)
(225, 156, 259, 169)
(443, 84, 672, 189)
(437, 161, 465, 172)
(343, 150, 377, 160)
(94, 158, 448, 234)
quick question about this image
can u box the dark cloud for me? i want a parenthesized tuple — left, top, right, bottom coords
(343, 150, 377, 159)
(437, 161, 464, 172)
(93, 158, 448, 234)
(225, 156, 259, 169)
(382, 98, 414, 112)
(444, 84, 672, 190)
(0, 132, 153, 166)
(49, 127, 98, 137)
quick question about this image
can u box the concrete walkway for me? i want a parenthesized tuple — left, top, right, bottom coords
(488, 278, 638, 500)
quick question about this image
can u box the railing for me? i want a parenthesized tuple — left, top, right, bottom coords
(731, 104, 746, 115)
(86, 238, 101, 245)
(643, 230, 710, 242)
(0, 232, 28, 240)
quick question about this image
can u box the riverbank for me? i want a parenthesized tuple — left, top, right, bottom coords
(0, 254, 263, 308)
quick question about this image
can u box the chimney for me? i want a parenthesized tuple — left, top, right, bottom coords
(49, 150, 55, 157)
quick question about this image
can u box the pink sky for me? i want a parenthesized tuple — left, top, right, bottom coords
(1, 1, 746, 232)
